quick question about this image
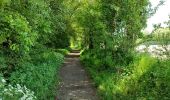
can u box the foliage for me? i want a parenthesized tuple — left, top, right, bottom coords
(9, 50, 64, 99)
(0, 10, 33, 54)
(0, 74, 36, 100)
(79, 1, 169, 99)
(74, 0, 150, 66)
(0, 0, 169, 99)
(55, 49, 70, 56)
(81, 53, 170, 99)
(139, 16, 170, 58)
(0, 0, 68, 99)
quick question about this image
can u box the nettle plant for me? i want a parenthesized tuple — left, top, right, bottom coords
(0, 75, 36, 100)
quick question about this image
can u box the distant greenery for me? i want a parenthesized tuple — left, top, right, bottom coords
(55, 49, 70, 56)
(139, 16, 170, 45)
(1, 0, 169, 100)
(139, 28, 170, 45)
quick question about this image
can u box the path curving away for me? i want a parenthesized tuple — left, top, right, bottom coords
(56, 50, 99, 100)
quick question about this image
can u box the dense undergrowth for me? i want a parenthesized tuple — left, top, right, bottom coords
(0, 45, 69, 99)
(9, 47, 64, 99)
(0, 45, 65, 100)
(77, 0, 170, 99)
(1, 0, 169, 100)
(0, 0, 70, 99)
(81, 52, 170, 100)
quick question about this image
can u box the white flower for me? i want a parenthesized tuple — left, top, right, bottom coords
(8, 85, 12, 88)
(1, 79, 6, 83)
(1, 82, 36, 100)
(3, 88, 8, 92)
(17, 84, 22, 89)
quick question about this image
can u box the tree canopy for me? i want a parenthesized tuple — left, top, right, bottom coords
(1, 0, 170, 99)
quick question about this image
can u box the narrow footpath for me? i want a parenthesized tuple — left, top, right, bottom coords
(56, 50, 98, 100)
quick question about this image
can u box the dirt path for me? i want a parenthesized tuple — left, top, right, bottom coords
(56, 51, 99, 100)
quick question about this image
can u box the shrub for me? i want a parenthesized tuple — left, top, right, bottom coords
(0, 0, 69, 99)
(0, 10, 33, 55)
(81, 53, 170, 100)
(0, 74, 36, 100)
(136, 58, 170, 99)
(9, 50, 64, 99)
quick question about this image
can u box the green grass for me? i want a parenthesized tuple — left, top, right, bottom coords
(81, 53, 170, 100)
(55, 49, 70, 56)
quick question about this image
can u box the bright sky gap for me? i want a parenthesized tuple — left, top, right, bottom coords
(145, 0, 170, 33)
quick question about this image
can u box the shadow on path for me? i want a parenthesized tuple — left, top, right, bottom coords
(56, 50, 99, 100)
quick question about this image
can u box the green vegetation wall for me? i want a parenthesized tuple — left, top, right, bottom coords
(0, 0, 72, 67)
(0, 0, 73, 53)
(75, 0, 150, 67)
(0, 0, 74, 99)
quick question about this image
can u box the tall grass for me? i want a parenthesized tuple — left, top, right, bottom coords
(81, 53, 170, 100)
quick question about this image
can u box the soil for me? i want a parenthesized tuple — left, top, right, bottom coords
(56, 51, 99, 100)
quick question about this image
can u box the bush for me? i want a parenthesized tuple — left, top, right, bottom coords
(0, 0, 69, 99)
(9, 50, 64, 99)
(0, 74, 36, 100)
(81, 52, 170, 100)
(0, 10, 34, 55)
(136, 58, 170, 99)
